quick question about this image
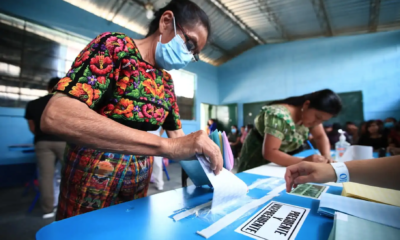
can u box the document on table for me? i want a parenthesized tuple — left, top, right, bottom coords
(318, 193, 400, 229)
(342, 182, 400, 207)
(197, 154, 248, 211)
(329, 212, 400, 240)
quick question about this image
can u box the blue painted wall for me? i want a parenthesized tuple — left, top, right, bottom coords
(218, 30, 400, 127)
(2, 0, 400, 165)
(0, 107, 36, 165)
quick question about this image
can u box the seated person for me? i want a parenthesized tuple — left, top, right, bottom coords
(388, 122, 400, 148)
(358, 120, 388, 151)
(240, 126, 248, 144)
(345, 121, 359, 143)
(228, 125, 241, 158)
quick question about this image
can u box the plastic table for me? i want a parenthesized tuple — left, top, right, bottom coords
(37, 171, 342, 240)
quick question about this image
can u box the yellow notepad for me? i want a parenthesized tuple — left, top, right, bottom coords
(342, 182, 400, 207)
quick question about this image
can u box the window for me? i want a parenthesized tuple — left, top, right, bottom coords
(0, 13, 89, 108)
(168, 70, 196, 120)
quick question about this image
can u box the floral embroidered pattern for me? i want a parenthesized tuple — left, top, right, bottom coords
(54, 31, 181, 130)
(54, 32, 182, 221)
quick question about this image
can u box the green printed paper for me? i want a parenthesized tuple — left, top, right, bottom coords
(291, 183, 327, 199)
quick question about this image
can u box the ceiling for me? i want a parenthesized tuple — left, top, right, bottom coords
(62, 0, 400, 66)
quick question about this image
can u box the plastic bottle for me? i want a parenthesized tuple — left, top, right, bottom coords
(335, 129, 350, 161)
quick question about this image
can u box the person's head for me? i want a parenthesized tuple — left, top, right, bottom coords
(324, 123, 333, 133)
(384, 117, 397, 128)
(231, 125, 238, 134)
(271, 89, 342, 128)
(366, 120, 380, 136)
(47, 77, 60, 93)
(332, 123, 342, 133)
(146, 0, 210, 70)
(241, 126, 245, 133)
(360, 122, 367, 135)
(346, 121, 355, 128)
(208, 119, 214, 125)
(246, 124, 254, 132)
(395, 122, 400, 133)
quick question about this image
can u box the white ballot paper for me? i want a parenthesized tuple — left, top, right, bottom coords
(197, 154, 248, 211)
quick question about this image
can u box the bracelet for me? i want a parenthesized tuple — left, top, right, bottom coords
(330, 162, 350, 183)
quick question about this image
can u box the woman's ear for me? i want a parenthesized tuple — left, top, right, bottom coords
(159, 10, 174, 35)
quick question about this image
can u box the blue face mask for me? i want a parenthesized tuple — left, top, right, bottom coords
(384, 122, 395, 128)
(155, 17, 193, 70)
(231, 129, 237, 133)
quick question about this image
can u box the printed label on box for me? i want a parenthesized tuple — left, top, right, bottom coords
(235, 201, 309, 240)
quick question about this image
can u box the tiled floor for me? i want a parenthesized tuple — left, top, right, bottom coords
(0, 161, 189, 240)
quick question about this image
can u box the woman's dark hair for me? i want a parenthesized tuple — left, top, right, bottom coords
(270, 89, 342, 116)
(146, 0, 211, 40)
(385, 117, 397, 123)
(365, 120, 380, 136)
(246, 124, 254, 130)
(231, 125, 238, 129)
(332, 123, 342, 131)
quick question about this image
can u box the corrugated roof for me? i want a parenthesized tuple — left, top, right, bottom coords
(62, 0, 400, 66)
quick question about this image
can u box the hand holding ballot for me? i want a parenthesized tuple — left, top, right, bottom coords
(166, 130, 224, 175)
(285, 156, 400, 192)
(285, 161, 336, 192)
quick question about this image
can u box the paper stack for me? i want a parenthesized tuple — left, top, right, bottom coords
(342, 182, 400, 207)
(328, 212, 400, 240)
(318, 193, 400, 229)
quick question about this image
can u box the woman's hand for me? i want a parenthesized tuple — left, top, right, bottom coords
(163, 130, 223, 175)
(324, 155, 335, 163)
(285, 162, 337, 192)
(302, 154, 329, 163)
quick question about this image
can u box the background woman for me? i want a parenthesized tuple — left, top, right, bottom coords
(358, 120, 388, 151)
(238, 89, 342, 172)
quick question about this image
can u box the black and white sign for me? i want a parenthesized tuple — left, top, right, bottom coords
(235, 201, 309, 240)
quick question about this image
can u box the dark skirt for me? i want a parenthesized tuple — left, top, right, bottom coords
(237, 129, 269, 172)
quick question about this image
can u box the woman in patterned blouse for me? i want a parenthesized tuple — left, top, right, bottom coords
(41, 0, 223, 220)
(238, 89, 342, 172)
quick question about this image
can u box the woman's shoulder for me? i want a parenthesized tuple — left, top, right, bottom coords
(261, 105, 292, 121)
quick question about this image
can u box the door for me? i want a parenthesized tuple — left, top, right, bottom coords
(216, 104, 238, 133)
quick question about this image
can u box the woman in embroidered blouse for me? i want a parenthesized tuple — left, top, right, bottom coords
(41, 0, 223, 220)
(238, 89, 342, 172)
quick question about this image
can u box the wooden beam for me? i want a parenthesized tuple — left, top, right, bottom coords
(368, 0, 381, 32)
(208, 0, 265, 44)
(310, 0, 333, 36)
(255, 0, 289, 40)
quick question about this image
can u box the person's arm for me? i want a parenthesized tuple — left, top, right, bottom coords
(310, 124, 331, 160)
(262, 134, 303, 166)
(284, 156, 400, 191)
(231, 135, 241, 146)
(42, 94, 222, 173)
(166, 129, 184, 138)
